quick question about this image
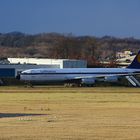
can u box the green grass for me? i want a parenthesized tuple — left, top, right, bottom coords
(0, 86, 140, 140)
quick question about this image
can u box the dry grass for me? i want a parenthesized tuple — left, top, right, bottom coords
(0, 86, 140, 140)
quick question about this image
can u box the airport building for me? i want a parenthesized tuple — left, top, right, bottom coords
(8, 58, 87, 69)
(0, 64, 59, 78)
(0, 58, 87, 78)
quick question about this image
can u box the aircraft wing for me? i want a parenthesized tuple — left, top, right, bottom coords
(73, 72, 140, 80)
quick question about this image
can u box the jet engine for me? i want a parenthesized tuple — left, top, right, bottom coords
(81, 78, 95, 85)
(104, 76, 119, 82)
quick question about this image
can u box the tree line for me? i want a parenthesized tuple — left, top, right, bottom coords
(0, 32, 140, 66)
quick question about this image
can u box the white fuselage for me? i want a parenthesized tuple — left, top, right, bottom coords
(20, 68, 140, 82)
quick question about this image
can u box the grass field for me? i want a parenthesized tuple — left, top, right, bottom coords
(0, 86, 140, 140)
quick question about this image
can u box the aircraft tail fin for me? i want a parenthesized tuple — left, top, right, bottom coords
(127, 50, 140, 69)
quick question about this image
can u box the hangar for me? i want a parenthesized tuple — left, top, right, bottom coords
(0, 64, 59, 78)
(0, 58, 87, 85)
(8, 58, 87, 68)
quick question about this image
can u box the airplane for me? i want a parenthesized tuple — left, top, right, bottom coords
(17, 50, 140, 87)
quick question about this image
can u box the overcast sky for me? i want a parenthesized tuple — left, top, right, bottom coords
(0, 0, 140, 38)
